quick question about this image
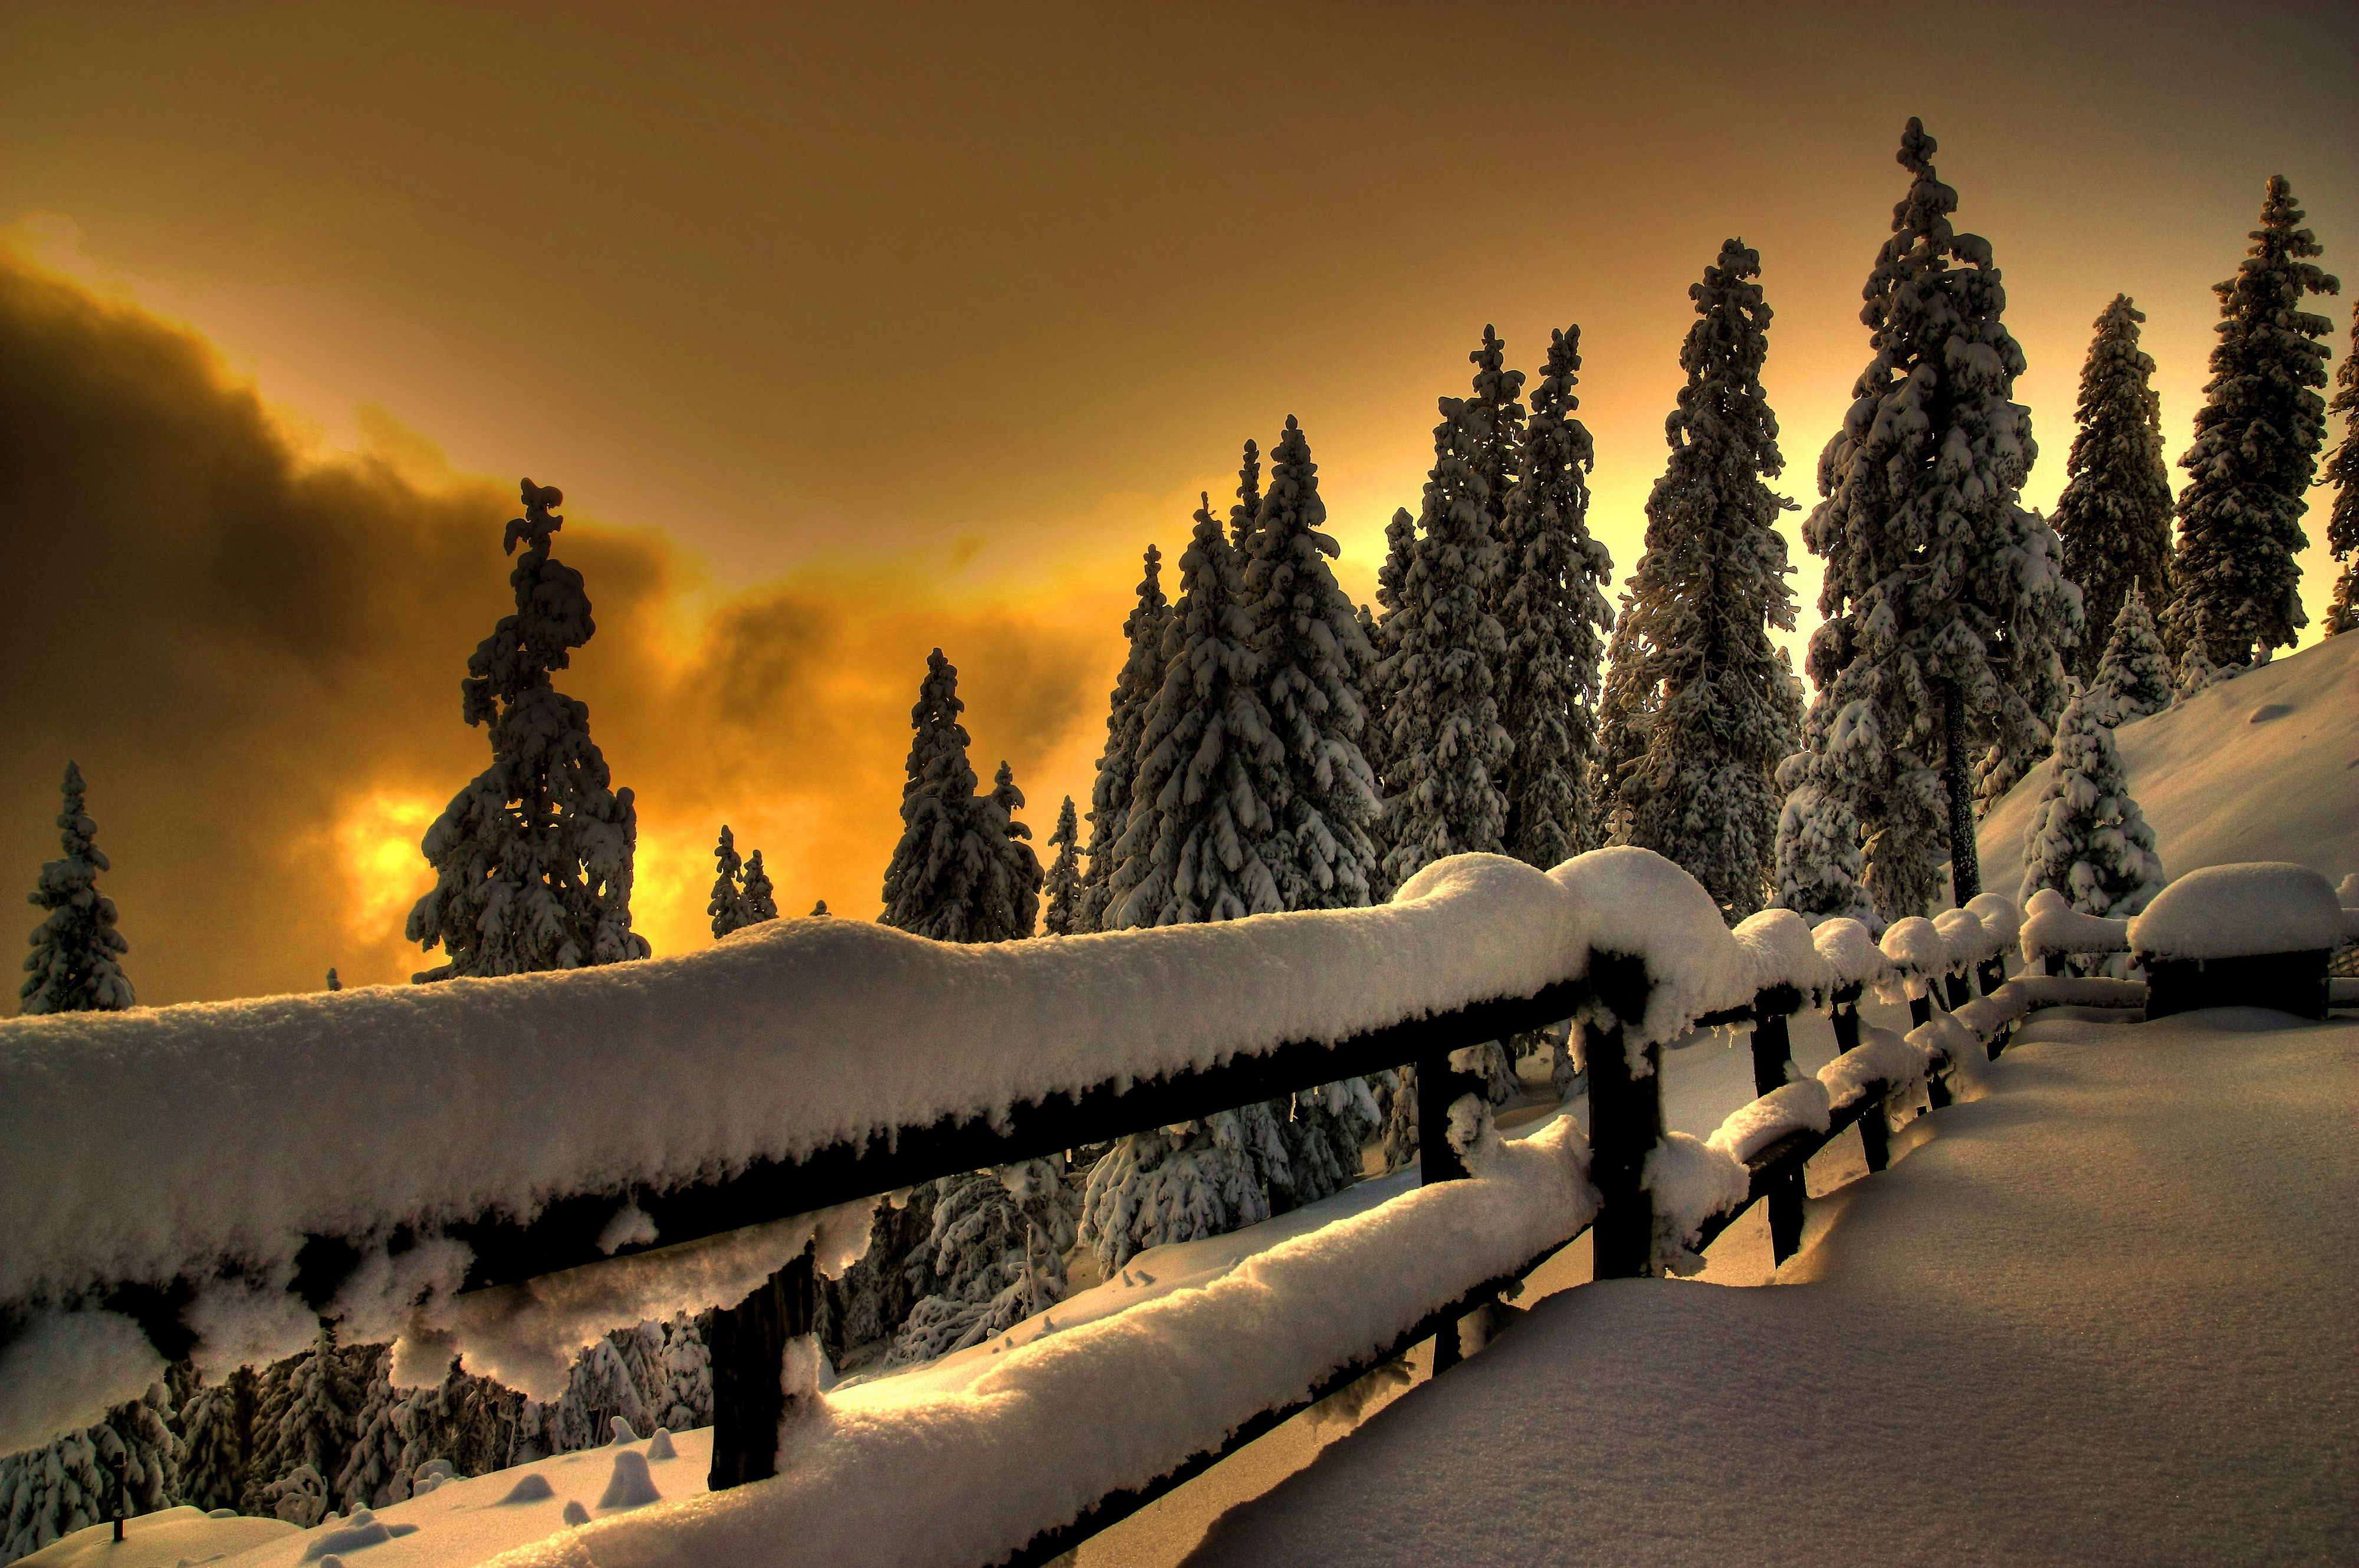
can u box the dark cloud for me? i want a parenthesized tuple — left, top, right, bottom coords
(0, 255, 1113, 1005)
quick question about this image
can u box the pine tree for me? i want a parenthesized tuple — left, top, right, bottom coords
(739, 850, 778, 923)
(326, 968, 340, 991)
(879, 650, 1039, 942)
(1494, 327, 1615, 868)
(2172, 603, 2236, 702)
(889, 1159, 1079, 1364)
(1079, 1111, 1284, 1273)
(1609, 241, 1799, 920)
(2163, 176, 2341, 666)
(1227, 439, 1262, 551)
(2053, 295, 2175, 682)
(972, 762, 1044, 942)
(2018, 682, 2165, 942)
(1041, 795, 1083, 935)
(19, 762, 134, 1014)
(808, 898, 829, 917)
(2323, 301, 2359, 636)
(1076, 547, 1172, 933)
(173, 1371, 252, 1513)
(2093, 583, 2174, 720)
(1363, 507, 1418, 895)
(407, 481, 650, 979)
(1771, 752, 1874, 926)
(707, 824, 745, 939)
(1379, 338, 1517, 888)
(1240, 415, 1382, 910)
(243, 1324, 359, 1524)
(1105, 496, 1284, 928)
(1794, 120, 2077, 917)
(1592, 594, 1653, 847)
(1, 1388, 179, 1560)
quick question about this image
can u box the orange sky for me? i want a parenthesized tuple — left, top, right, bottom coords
(1, 2, 2353, 1004)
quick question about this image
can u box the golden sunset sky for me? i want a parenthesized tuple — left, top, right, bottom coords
(1, 2, 2351, 1005)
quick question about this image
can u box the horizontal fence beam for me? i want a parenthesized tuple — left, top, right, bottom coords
(433, 978, 1591, 1299)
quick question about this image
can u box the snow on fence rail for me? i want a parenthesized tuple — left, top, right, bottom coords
(2, 852, 2344, 1568)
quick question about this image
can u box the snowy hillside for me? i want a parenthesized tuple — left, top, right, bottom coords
(1978, 632, 2358, 901)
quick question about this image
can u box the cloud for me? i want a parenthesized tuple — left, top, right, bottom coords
(0, 249, 1119, 1005)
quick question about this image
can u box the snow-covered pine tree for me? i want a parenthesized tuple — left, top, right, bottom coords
(889, 1159, 1080, 1364)
(1041, 795, 1083, 935)
(0, 1387, 179, 1562)
(242, 1324, 360, 1524)
(707, 824, 745, 939)
(1494, 326, 1615, 868)
(1795, 120, 2077, 916)
(1227, 439, 1262, 552)
(879, 650, 1036, 942)
(1378, 348, 1516, 889)
(739, 850, 778, 923)
(2162, 177, 2340, 666)
(337, 1348, 406, 1511)
(1105, 496, 1284, 928)
(2172, 603, 2236, 703)
(1592, 593, 1653, 847)
(1076, 547, 1171, 934)
(2092, 583, 2174, 720)
(2324, 301, 2359, 636)
(2053, 295, 2175, 683)
(972, 762, 1044, 942)
(406, 481, 649, 979)
(172, 1369, 252, 1513)
(19, 762, 134, 1015)
(1610, 241, 1799, 920)
(1771, 751, 1875, 927)
(326, 968, 340, 992)
(1084, 492, 1297, 1263)
(1240, 415, 1381, 912)
(1362, 507, 1418, 895)
(2018, 682, 2165, 949)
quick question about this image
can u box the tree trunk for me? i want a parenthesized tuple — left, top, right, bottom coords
(1941, 680, 1980, 903)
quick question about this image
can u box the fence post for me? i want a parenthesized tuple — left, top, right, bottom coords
(1831, 987, 1887, 1173)
(1747, 985, 1806, 1264)
(708, 1240, 817, 1491)
(1587, 955, 1658, 1281)
(1943, 970, 1971, 1011)
(1414, 1048, 1481, 1369)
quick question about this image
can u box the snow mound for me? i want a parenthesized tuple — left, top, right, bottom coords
(1640, 1134, 1750, 1276)
(1962, 893, 2022, 955)
(11, 1508, 295, 1568)
(1811, 918, 1891, 993)
(1817, 1027, 1925, 1112)
(1730, 909, 1829, 1001)
(1877, 918, 1948, 998)
(2127, 861, 2344, 961)
(1980, 632, 2358, 897)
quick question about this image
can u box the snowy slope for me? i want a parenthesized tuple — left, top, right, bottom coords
(1979, 631, 2359, 900)
(1188, 1008, 2359, 1566)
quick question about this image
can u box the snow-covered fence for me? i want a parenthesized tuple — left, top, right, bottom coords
(0, 848, 2213, 1568)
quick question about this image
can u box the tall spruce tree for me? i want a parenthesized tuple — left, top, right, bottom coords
(1, 1388, 179, 1560)
(1241, 415, 1381, 910)
(879, 650, 1039, 943)
(1363, 507, 1418, 895)
(1041, 795, 1083, 935)
(1610, 241, 1799, 919)
(19, 761, 134, 1014)
(1105, 495, 1284, 928)
(2323, 301, 2359, 635)
(1494, 327, 1615, 868)
(1076, 547, 1171, 933)
(1794, 120, 2077, 916)
(2054, 295, 2176, 682)
(740, 850, 778, 923)
(1592, 593, 1652, 847)
(2093, 583, 2174, 720)
(2163, 176, 2340, 666)
(408, 481, 649, 979)
(707, 824, 745, 939)
(1379, 340, 1517, 888)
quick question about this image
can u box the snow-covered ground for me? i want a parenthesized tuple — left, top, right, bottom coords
(1979, 631, 2358, 900)
(1188, 1007, 2358, 1566)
